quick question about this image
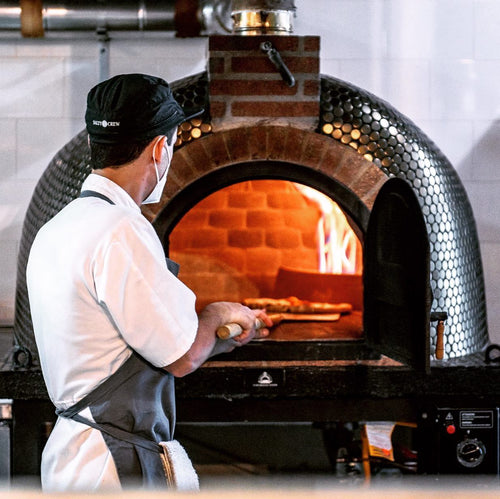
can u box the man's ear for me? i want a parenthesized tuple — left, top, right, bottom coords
(152, 135, 167, 162)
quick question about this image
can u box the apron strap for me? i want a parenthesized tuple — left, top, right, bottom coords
(80, 190, 115, 205)
(57, 353, 142, 417)
(67, 412, 161, 453)
(165, 258, 180, 277)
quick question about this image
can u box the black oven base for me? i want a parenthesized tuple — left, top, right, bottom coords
(2, 359, 500, 482)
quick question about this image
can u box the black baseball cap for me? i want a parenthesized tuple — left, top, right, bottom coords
(85, 73, 203, 144)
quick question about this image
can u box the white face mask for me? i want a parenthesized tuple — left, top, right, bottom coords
(142, 136, 172, 205)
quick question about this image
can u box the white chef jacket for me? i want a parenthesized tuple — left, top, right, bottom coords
(26, 173, 198, 492)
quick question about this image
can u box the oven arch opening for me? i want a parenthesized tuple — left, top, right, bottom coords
(154, 160, 370, 356)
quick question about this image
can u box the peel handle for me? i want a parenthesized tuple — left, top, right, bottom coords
(217, 318, 266, 340)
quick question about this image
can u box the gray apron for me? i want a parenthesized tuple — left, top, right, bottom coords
(56, 352, 177, 489)
(55, 189, 183, 489)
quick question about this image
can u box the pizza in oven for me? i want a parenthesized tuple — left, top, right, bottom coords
(242, 296, 352, 314)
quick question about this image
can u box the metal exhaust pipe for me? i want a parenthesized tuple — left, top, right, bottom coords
(0, 0, 207, 37)
(231, 0, 296, 35)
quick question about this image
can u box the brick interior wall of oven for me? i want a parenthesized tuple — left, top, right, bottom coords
(170, 179, 322, 311)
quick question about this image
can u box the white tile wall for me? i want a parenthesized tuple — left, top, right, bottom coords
(0, 0, 499, 346)
(0, 119, 16, 179)
(386, 0, 475, 60)
(16, 118, 83, 180)
(482, 242, 500, 341)
(1, 58, 66, 118)
(475, 0, 500, 59)
(109, 38, 208, 87)
(0, 178, 34, 241)
(471, 120, 500, 180)
(462, 180, 500, 243)
(63, 58, 100, 118)
(417, 120, 475, 180)
(303, 0, 387, 59)
(338, 59, 431, 122)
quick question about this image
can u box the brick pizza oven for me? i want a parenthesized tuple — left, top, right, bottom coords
(6, 1, 500, 480)
(11, 32, 492, 376)
(141, 33, 488, 366)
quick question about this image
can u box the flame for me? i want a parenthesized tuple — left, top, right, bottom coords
(294, 184, 362, 274)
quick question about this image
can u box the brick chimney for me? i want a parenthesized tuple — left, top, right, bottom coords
(208, 35, 320, 131)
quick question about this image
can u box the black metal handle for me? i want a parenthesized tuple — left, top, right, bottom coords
(485, 344, 500, 363)
(260, 41, 296, 87)
(430, 311, 448, 322)
(12, 345, 32, 369)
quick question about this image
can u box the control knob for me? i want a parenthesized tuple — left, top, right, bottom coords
(456, 438, 486, 468)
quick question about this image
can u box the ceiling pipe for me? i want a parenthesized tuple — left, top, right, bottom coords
(0, 0, 235, 37)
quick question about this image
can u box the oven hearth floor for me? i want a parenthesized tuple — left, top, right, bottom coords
(264, 311, 363, 341)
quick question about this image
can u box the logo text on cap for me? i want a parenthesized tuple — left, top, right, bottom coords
(93, 120, 120, 128)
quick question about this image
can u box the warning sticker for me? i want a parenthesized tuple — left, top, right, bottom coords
(460, 410, 494, 429)
(364, 422, 396, 461)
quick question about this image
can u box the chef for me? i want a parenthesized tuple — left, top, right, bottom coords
(26, 73, 272, 492)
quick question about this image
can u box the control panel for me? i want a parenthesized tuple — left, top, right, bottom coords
(427, 408, 499, 474)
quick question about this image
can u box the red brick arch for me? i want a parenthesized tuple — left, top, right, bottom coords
(142, 124, 387, 224)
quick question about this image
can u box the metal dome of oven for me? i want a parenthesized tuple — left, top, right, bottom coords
(317, 75, 488, 359)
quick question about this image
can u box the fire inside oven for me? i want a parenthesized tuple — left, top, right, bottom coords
(169, 178, 364, 343)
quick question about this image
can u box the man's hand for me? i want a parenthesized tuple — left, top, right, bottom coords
(165, 301, 273, 376)
(228, 307, 272, 345)
(201, 301, 272, 354)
